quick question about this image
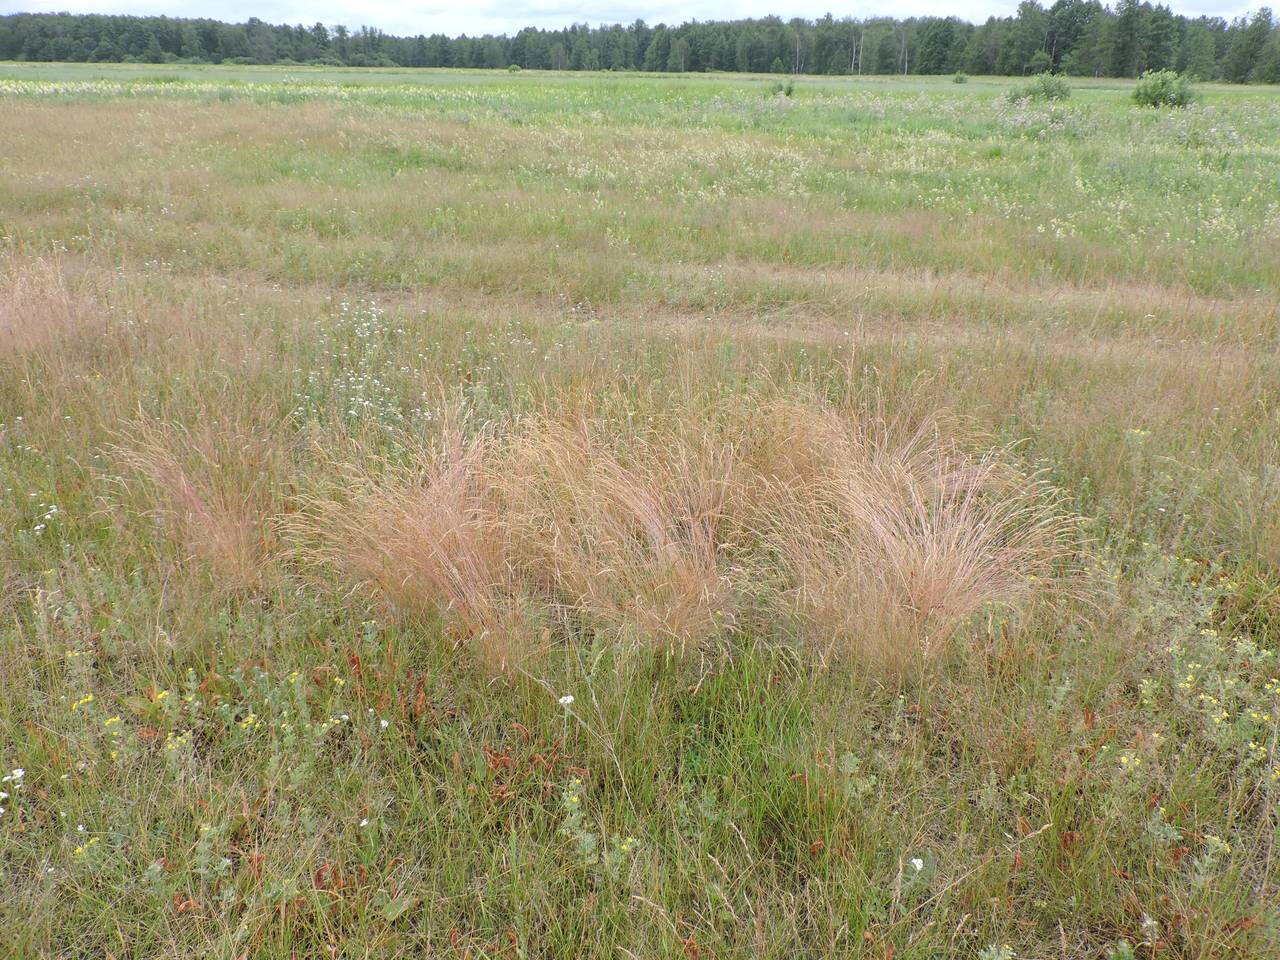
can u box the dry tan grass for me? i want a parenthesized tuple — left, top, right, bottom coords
(290, 413, 738, 668)
(496, 416, 739, 654)
(112, 412, 283, 594)
(749, 399, 1078, 676)
(290, 429, 540, 671)
(290, 392, 1078, 676)
(0, 257, 99, 360)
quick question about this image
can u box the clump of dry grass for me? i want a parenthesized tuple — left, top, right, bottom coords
(0, 257, 98, 360)
(291, 414, 740, 669)
(496, 417, 739, 654)
(111, 412, 283, 594)
(291, 430, 540, 671)
(750, 399, 1078, 676)
(290, 392, 1081, 676)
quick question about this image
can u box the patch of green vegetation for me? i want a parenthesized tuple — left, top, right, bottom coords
(1134, 68, 1199, 107)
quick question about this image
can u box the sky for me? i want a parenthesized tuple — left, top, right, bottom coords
(0, 1, 1262, 37)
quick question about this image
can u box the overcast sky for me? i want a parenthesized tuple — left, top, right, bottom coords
(0, 1, 1262, 37)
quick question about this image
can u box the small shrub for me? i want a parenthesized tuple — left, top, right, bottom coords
(1007, 72, 1071, 102)
(768, 78, 795, 97)
(1133, 69, 1197, 107)
(952, 72, 968, 84)
(506, 63, 521, 73)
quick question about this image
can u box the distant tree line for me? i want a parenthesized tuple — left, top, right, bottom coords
(3, 3, 1280, 82)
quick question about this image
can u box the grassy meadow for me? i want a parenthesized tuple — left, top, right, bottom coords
(1, 63, 1279, 958)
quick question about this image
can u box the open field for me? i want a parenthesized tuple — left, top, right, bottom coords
(1, 64, 1279, 958)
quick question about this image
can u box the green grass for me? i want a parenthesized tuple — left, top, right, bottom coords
(1, 64, 1278, 958)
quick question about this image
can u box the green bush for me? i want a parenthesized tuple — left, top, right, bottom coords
(952, 71, 969, 84)
(507, 63, 521, 72)
(1007, 72, 1071, 102)
(1133, 69, 1197, 107)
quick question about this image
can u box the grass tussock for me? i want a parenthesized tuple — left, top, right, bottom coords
(292, 429, 540, 670)
(753, 399, 1078, 674)
(293, 393, 1080, 677)
(111, 412, 284, 593)
(498, 414, 741, 655)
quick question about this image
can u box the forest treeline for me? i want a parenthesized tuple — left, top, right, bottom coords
(3, 3, 1280, 82)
